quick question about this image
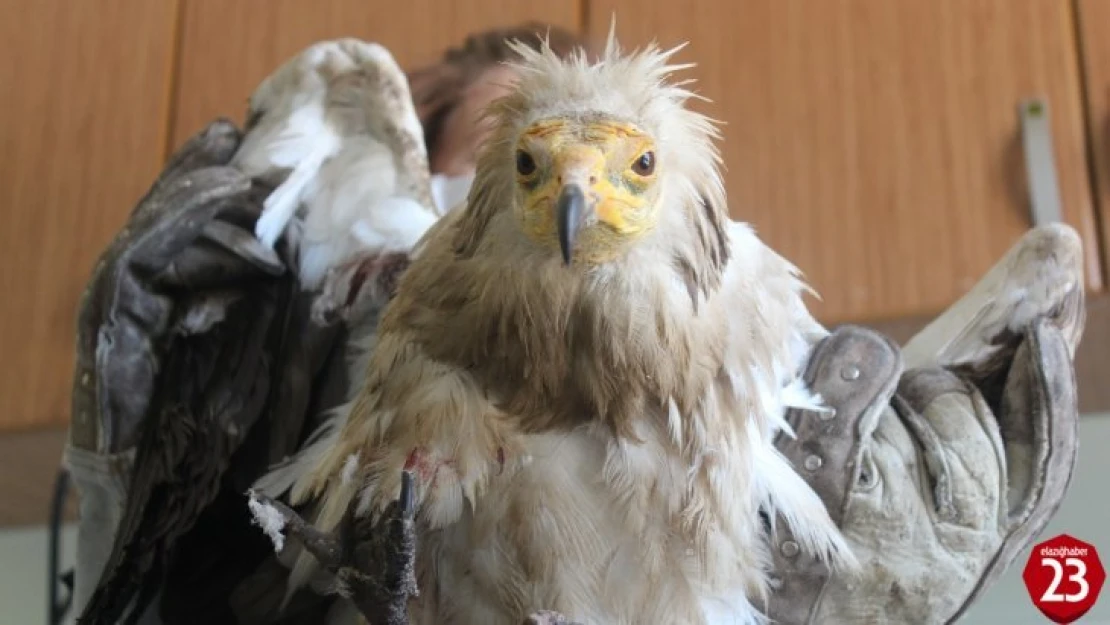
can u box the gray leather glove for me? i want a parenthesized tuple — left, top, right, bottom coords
(65, 120, 356, 625)
(763, 225, 1085, 625)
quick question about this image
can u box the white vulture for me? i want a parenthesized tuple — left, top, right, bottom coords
(273, 29, 856, 625)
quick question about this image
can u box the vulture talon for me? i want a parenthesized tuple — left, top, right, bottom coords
(245, 483, 418, 625)
(399, 470, 416, 519)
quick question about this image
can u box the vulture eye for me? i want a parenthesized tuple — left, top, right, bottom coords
(516, 150, 537, 176)
(631, 151, 655, 176)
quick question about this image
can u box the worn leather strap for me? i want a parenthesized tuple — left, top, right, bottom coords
(765, 325, 904, 624)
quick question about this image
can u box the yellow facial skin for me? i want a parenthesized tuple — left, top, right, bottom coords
(513, 117, 660, 265)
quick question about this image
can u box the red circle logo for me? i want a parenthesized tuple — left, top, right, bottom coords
(1023, 534, 1105, 623)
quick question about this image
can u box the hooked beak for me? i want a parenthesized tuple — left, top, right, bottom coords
(556, 184, 587, 265)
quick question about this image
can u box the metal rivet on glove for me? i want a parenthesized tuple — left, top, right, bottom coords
(804, 454, 823, 471)
(841, 364, 861, 381)
(780, 540, 800, 557)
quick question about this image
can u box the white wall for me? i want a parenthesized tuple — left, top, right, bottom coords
(0, 523, 77, 624)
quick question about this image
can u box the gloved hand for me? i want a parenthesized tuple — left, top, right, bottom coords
(65, 120, 355, 624)
(763, 224, 1086, 625)
(70, 120, 281, 457)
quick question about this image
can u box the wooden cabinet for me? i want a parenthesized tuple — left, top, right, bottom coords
(1077, 0, 1110, 262)
(169, 0, 580, 150)
(4, 0, 1110, 432)
(0, 0, 579, 432)
(589, 0, 1103, 324)
(0, 0, 179, 431)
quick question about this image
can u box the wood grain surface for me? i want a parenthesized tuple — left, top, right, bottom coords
(588, 0, 1103, 324)
(0, 0, 180, 431)
(1076, 0, 1110, 277)
(4, 0, 1110, 434)
(168, 0, 582, 151)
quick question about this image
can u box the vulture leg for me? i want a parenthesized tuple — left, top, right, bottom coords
(247, 472, 417, 625)
(248, 473, 587, 625)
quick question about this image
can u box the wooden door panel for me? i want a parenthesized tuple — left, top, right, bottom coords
(0, 0, 179, 430)
(589, 0, 1101, 324)
(1077, 0, 1110, 274)
(170, 0, 581, 151)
